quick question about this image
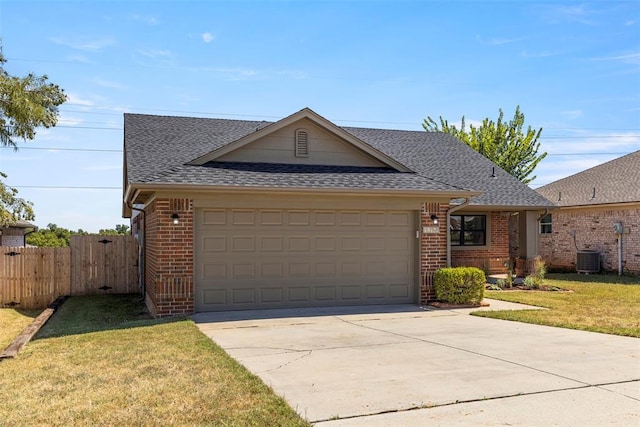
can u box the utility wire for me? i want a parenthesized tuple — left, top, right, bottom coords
(11, 185, 120, 190)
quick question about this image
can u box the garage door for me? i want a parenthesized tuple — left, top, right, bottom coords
(195, 208, 416, 311)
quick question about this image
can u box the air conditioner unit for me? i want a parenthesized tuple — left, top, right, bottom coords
(577, 250, 600, 274)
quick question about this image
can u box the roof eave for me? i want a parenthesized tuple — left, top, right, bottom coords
(125, 182, 480, 202)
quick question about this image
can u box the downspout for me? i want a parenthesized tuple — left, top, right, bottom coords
(537, 209, 548, 222)
(23, 226, 39, 247)
(446, 198, 472, 267)
(617, 231, 623, 276)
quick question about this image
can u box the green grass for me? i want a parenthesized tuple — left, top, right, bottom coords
(0, 308, 40, 350)
(476, 273, 640, 337)
(0, 295, 310, 426)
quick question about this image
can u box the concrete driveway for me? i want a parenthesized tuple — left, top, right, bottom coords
(193, 301, 640, 426)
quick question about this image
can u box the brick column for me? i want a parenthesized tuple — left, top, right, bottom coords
(144, 198, 194, 317)
(420, 202, 449, 304)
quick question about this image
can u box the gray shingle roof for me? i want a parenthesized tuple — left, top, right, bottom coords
(124, 112, 554, 208)
(536, 150, 640, 207)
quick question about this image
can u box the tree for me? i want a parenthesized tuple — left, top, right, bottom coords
(423, 106, 546, 184)
(0, 172, 34, 226)
(0, 46, 67, 224)
(26, 223, 74, 247)
(99, 224, 131, 235)
(26, 224, 130, 247)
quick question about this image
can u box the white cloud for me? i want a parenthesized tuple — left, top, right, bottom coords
(66, 93, 95, 107)
(520, 50, 562, 59)
(66, 54, 92, 64)
(476, 35, 526, 46)
(81, 164, 122, 171)
(560, 110, 583, 120)
(539, 4, 599, 25)
(202, 32, 215, 43)
(540, 131, 640, 155)
(137, 49, 172, 58)
(127, 13, 158, 25)
(530, 157, 607, 187)
(57, 112, 84, 127)
(592, 52, 640, 65)
(50, 36, 116, 51)
(624, 20, 636, 26)
(91, 78, 128, 90)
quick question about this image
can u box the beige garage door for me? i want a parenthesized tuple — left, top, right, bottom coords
(195, 208, 416, 312)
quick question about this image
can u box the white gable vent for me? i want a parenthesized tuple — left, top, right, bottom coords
(295, 129, 309, 157)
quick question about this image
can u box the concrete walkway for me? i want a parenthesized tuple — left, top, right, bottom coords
(193, 300, 640, 426)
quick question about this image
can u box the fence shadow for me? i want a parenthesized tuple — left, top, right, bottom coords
(35, 294, 183, 340)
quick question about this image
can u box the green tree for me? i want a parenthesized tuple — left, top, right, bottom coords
(26, 223, 72, 247)
(423, 106, 546, 184)
(99, 224, 131, 235)
(0, 172, 34, 226)
(0, 46, 67, 225)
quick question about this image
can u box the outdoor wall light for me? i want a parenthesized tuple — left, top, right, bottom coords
(430, 214, 438, 225)
(172, 213, 180, 225)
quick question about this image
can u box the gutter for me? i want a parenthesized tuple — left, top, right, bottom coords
(446, 197, 472, 267)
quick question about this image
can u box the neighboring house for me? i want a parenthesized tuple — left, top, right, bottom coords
(0, 220, 38, 247)
(123, 108, 554, 316)
(536, 150, 640, 274)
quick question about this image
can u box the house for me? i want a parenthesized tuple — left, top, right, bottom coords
(0, 220, 38, 247)
(123, 108, 554, 316)
(536, 150, 640, 274)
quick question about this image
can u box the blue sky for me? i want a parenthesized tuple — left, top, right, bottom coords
(0, 0, 638, 232)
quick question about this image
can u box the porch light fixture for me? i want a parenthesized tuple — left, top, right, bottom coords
(430, 214, 438, 225)
(171, 213, 180, 225)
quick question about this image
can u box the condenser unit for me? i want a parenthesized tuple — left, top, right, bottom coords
(576, 250, 600, 274)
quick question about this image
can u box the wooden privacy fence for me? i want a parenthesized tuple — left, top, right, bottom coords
(1, 235, 138, 309)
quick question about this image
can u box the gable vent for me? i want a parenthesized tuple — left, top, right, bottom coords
(295, 129, 309, 157)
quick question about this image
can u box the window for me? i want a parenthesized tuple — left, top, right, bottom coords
(450, 215, 486, 246)
(295, 129, 309, 157)
(540, 213, 552, 234)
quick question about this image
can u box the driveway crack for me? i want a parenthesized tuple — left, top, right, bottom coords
(265, 350, 313, 372)
(312, 378, 640, 424)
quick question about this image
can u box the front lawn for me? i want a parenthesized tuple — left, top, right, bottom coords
(0, 308, 40, 350)
(0, 295, 310, 426)
(475, 273, 640, 337)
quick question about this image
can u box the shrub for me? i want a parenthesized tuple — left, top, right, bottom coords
(533, 257, 546, 283)
(523, 257, 547, 289)
(434, 267, 486, 304)
(523, 275, 539, 290)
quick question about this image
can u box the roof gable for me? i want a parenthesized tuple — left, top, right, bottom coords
(187, 108, 412, 172)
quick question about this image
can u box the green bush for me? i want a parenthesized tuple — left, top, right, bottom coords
(434, 267, 486, 304)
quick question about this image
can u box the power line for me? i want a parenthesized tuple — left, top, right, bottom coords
(11, 185, 120, 190)
(1, 146, 121, 152)
(58, 104, 640, 132)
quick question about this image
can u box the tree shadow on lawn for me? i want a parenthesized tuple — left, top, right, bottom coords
(35, 294, 183, 339)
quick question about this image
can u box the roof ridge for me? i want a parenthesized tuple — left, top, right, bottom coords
(537, 149, 640, 190)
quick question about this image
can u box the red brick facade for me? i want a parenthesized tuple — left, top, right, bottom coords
(144, 198, 194, 317)
(450, 211, 510, 275)
(538, 206, 640, 274)
(420, 202, 449, 304)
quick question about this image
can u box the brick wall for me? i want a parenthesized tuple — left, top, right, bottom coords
(420, 202, 449, 304)
(539, 206, 640, 274)
(451, 211, 510, 275)
(143, 198, 194, 317)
